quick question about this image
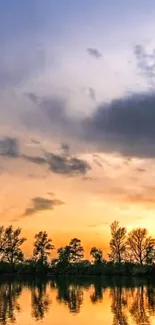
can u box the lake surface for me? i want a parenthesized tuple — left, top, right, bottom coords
(0, 277, 155, 325)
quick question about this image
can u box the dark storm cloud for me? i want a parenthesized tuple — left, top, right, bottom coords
(87, 48, 102, 59)
(0, 137, 19, 157)
(84, 92, 155, 158)
(23, 196, 64, 216)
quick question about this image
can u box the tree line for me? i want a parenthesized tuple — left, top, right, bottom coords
(0, 221, 155, 276)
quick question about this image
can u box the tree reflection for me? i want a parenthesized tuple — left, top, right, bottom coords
(109, 284, 155, 325)
(110, 287, 128, 325)
(129, 286, 150, 325)
(0, 281, 22, 324)
(90, 282, 104, 303)
(56, 281, 83, 314)
(31, 281, 51, 321)
(146, 285, 155, 316)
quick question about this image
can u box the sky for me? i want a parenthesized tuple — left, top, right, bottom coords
(1, 0, 155, 257)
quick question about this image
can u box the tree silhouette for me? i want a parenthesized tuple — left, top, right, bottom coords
(68, 238, 84, 263)
(127, 228, 155, 265)
(57, 245, 71, 264)
(33, 231, 54, 264)
(0, 227, 5, 261)
(109, 221, 127, 263)
(2, 226, 26, 265)
(90, 247, 103, 264)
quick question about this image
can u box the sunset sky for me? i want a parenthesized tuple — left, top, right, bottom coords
(1, 0, 155, 257)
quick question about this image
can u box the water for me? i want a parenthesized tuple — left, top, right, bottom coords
(0, 277, 155, 325)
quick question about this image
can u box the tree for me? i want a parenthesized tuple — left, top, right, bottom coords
(109, 221, 127, 263)
(33, 231, 54, 264)
(0, 226, 5, 260)
(127, 228, 155, 265)
(2, 226, 26, 265)
(90, 247, 103, 264)
(68, 238, 84, 263)
(57, 245, 71, 264)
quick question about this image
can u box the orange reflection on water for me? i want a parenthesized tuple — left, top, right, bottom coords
(0, 278, 155, 325)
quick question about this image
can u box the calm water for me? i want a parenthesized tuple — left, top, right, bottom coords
(1, 277, 155, 325)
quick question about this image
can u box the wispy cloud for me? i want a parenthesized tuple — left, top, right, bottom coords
(0, 137, 19, 157)
(134, 44, 155, 87)
(0, 135, 91, 177)
(23, 196, 64, 217)
(46, 152, 91, 176)
(87, 48, 102, 59)
(22, 154, 47, 165)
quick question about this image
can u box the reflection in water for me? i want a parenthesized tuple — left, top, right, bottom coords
(147, 286, 155, 316)
(110, 287, 128, 325)
(0, 281, 22, 324)
(90, 282, 104, 303)
(0, 279, 155, 324)
(129, 287, 150, 325)
(31, 281, 51, 320)
(56, 281, 83, 313)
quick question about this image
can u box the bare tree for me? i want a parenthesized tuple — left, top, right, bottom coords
(109, 221, 127, 263)
(33, 231, 54, 265)
(127, 228, 155, 265)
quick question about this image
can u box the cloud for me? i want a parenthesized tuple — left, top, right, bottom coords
(88, 222, 109, 228)
(23, 196, 64, 216)
(60, 143, 70, 157)
(134, 44, 155, 87)
(47, 152, 91, 175)
(26, 92, 39, 104)
(25, 94, 76, 138)
(84, 91, 155, 158)
(22, 154, 47, 165)
(25, 91, 155, 158)
(87, 48, 102, 59)
(95, 184, 155, 208)
(0, 137, 19, 157)
(89, 88, 96, 101)
(136, 167, 146, 172)
(0, 133, 91, 177)
(30, 138, 41, 145)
